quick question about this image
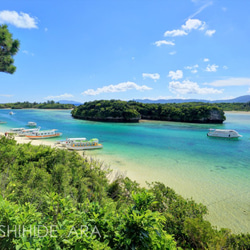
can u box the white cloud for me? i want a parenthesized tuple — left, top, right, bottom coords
(169, 51, 176, 55)
(22, 50, 34, 56)
(45, 27, 48, 32)
(181, 19, 204, 31)
(163, 18, 215, 38)
(223, 65, 228, 70)
(82, 82, 152, 96)
(205, 77, 250, 87)
(205, 29, 216, 36)
(185, 64, 199, 73)
(168, 70, 183, 80)
(204, 58, 209, 62)
(164, 29, 188, 37)
(205, 64, 219, 72)
(188, 1, 213, 19)
(0, 10, 38, 28)
(44, 93, 74, 99)
(154, 40, 175, 46)
(169, 80, 223, 95)
(142, 73, 160, 81)
(248, 88, 250, 93)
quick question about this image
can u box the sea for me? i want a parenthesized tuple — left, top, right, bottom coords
(0, 109, 249, 233)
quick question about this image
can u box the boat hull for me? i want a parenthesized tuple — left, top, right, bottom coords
(26, 133, 62, 139)
(66, 144, 103, 150)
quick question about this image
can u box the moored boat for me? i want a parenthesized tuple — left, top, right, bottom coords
(55, 137, 87, 147)
(17, 127, 41, 136)
(25, 129, 62, 139)
(9, 111, 14, 115)
(207, 129, 242, 138)
(0, 121, 7, 124)
(66, 138, 103, 150)
(9, 127, 26, 133)
(26, 121, 37, 127)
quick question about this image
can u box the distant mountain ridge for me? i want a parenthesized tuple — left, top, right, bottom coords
(133, 95, 250, 104)
(58, 95, 250, 106)
(58, 100, 83, 106)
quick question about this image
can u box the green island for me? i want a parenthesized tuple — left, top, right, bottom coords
(0, 101, 74, 110)
(0, 135, 250, 249)
(71, 100, 226, 123)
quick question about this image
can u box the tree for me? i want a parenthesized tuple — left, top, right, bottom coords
(0, 24, 20, 74)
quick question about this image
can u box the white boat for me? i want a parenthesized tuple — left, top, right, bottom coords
(17, 127, 41, 136)
(207, 129, 242, 138)
(25, 129, 62, 139)
(26, 121, 37, 127)
(66, 138, 103, 150)
(55, 137, 87, 147)
(0, 121, 7, 124)
(9, 127, 26, 133)
(9, 111, 14, 115)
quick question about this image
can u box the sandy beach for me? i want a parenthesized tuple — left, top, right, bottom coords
(0, 132, 57, 148)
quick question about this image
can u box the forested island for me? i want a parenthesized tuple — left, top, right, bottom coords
(71, 100, 226, 123)
(215, 102, 250, 111)
(0, 100, 74, 109)
(0, 135, 249, 249)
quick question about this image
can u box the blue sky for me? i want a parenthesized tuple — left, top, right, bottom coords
(1, 0, 250, 103)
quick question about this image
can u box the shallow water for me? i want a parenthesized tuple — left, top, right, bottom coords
(0, 109, 249, 233)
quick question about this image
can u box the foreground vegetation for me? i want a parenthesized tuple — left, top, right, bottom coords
(72, 100, 226, 123)
(0, 24, 20, 74)
(0, 100, 74, 109)
(0, 136, 249, 249)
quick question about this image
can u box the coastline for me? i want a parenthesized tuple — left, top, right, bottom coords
(0, 132, 57, 148)
(1, 111, 250, 234)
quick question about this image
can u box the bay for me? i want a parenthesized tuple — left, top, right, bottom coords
(0, 109, 249, 233)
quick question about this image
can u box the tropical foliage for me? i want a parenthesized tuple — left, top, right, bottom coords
(0, 100, 74, 109)
(0, 135, 249, 249)
(215, 102, 250, 111)
(0, 24, 20, 74)
(72, 100, 226, 123)
(71, 100, 141, 122)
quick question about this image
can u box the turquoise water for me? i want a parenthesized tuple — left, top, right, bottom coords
(0, 109, 250, 233)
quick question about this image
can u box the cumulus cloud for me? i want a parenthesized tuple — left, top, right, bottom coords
(181, 19, 205, 31)
(154, 40, 175, 46)
(82, 82, 152, 96)
(205, 64, 219, 72)
(204, 58, 209, 62)
(163, 18, 215, 38)
(169, 80, 223, 95)
(142, 73, 160, 81)
(205, 29, 216, 36)
(185, 64, 199, 74)
(0, 10, 38, 28)
(248, 88, 250, 93)
(205, 77, 250, 87)
(168, 70, 183, 80)
(44, 93, 74, 99)
(164, 29, 188, 37)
